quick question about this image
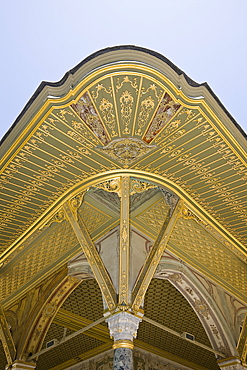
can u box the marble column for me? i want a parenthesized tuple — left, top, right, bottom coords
(5, 360, 36, 370)
(106, 312, 142, 370)
(217, 357, 246, 370)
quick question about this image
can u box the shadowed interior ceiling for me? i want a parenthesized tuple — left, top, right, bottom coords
(36, 279, 220, 370)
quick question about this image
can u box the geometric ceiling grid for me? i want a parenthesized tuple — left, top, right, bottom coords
(169, 218, 247, 301)
(134, 196, 170, 233)
(37, 329, 104, 370)
(60, 279, 104, 322)
(43, 278, 221, 370)
(0, 220, 78, 302)
(139, 279, 220, 370)
(0, 342, 7, 368)
(79, 201, 112, 235)
(79, 200, 116, 242)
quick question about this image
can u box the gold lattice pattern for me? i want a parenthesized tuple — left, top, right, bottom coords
(61, 280, 104, 322)
(37, 329, 103, 370)
(170, 218, 247, 296)
(34, 280, 105, 370)
(42, 323, 75, 349)
(0, 221, 78, 300)
(79, 201, 111, 234)
(136, 198, 170, 232)
(138, 279, 219, 370)
(0, 341, 7, 369)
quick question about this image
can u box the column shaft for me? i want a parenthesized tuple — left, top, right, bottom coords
(113, 348, 133, 370)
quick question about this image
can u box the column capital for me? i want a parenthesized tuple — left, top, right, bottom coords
(106, 311, 142, 344)
(6, 361, 36, 370)
(217, 356, 246, 370)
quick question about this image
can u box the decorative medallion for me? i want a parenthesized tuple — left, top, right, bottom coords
(96, 138, 156, 167)
(193, 298, 210, 319)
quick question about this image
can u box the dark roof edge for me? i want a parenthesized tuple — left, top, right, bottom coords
(1, 45, 246, 145)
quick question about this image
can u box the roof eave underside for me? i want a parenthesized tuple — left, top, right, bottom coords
(1, 45, 246, 152)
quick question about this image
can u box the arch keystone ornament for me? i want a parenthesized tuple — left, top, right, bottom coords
(0, 46, 246, 370)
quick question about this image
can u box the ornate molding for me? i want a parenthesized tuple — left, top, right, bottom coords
(68, 254, 94, 281)
(161, 189, 179, 212)
(237, 312, 247, 364)
(130, 179, 156, 195)
(217, 357, 246, 370)
(7, 360, 36, 370)
(96, 138, 156, 167)
(181, 207, 209, 228)
(94, 177, 157, 198)
(68, 192, 85, 220)
(119, 176, 130, 306)
(24, 275, 80, 358)
(39, 192, 85, 230)
(94, 178, 121, 197)
(155, 263, 236, 358)
(39, 208, 66, 230)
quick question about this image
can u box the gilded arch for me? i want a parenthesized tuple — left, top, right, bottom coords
(155, 257, 237, 357)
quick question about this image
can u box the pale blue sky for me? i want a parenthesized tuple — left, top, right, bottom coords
(0, 0, 247, 140)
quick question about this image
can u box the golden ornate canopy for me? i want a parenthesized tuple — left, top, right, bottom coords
(0, 46, 246, 370)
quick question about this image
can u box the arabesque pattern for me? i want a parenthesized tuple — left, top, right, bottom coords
(0, 47, 246, 370)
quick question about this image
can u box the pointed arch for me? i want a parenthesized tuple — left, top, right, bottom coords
(16, 267, 81, 360)
(154, 256, 237, 357)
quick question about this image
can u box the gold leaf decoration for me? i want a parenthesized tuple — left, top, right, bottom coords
(136, 96, 155, 136)
(71, 92, 110, 145)
(119, 90, 134, 134)
(143, 93, 181, 143)
(96, 138, 156, 167)
(99, 98, 117, 137)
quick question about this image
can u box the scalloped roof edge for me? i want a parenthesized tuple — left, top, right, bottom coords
(1, 45, 246, 145)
